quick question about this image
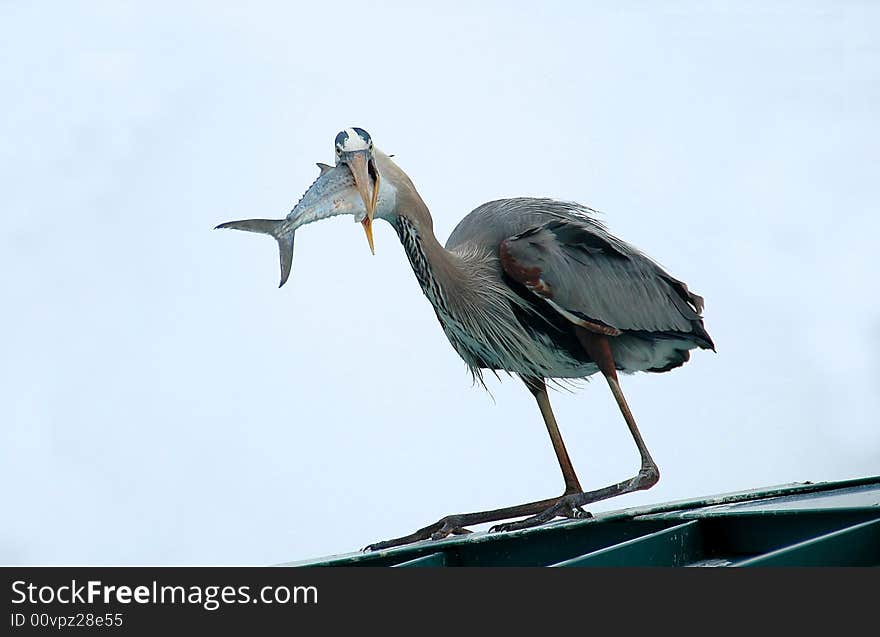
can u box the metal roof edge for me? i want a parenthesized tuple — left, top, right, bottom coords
(278, 475, 880, 567)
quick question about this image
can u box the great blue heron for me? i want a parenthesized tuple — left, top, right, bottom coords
(217, 127, 714, 550)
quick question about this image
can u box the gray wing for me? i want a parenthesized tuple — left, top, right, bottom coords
(447, 198, 713, 346)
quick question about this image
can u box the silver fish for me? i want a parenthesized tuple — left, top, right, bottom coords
(216, 162, 366, 287)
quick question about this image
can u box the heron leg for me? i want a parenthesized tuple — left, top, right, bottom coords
(576, 329, 659, 485)
(523, 377, 584, 495)
(490, 331, 659, 533)
(364, 377, 592, 551)
(364, 334, 659, 551)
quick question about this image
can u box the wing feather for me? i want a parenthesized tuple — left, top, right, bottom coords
(446, 198, 713, 348)
(499, 218, 708, 341)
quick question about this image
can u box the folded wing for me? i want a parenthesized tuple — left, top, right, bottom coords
(499, 218, 713, 349)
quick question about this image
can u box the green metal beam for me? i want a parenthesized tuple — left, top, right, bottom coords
(393, 552, 449, 567)
(733, 517, 880, 567)
(551, 521, 702, 567)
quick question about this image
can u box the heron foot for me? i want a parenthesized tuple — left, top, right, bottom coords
(364, 494, 596, 551)
(364, 467, 659, 550)
(363, 514, 474, 552)
(490, 466, 658, 534)
(431, 518, 474, 541)
(490, 495, 592, 533)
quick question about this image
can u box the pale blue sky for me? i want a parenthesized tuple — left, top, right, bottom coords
(1, 2, 878, 564)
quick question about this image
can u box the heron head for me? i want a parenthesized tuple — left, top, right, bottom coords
(335, 127, 380, 254)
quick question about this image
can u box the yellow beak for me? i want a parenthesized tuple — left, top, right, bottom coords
(347, 152, 380, 255)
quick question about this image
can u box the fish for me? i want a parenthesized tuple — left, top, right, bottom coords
(216, 162, 367, 287)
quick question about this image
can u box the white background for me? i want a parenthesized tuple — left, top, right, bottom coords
(2, 2, 878, 564)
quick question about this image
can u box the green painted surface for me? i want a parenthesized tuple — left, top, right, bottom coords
(733, 517, 880, 567)
(394, 552, 448, 568)
(280, 476, 880, 567)
(552, 521, 702, 567)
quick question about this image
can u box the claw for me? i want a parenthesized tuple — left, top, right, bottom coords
(560, 504, 592, 520)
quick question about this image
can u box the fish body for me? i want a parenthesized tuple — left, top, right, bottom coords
(216, 163, 365, 287)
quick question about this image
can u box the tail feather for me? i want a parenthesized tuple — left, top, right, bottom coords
(215, 218, 295, 287)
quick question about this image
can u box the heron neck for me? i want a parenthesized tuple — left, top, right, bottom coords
(390, 191, 462, 317)
(377, 153, 482, 319)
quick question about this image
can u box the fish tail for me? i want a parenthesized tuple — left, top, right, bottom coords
(215, 218, 295, 287)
